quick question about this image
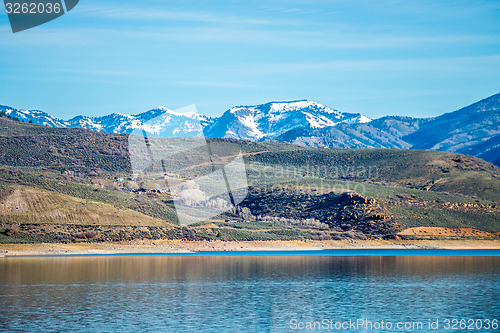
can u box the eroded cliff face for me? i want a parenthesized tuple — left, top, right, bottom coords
(237, 186, 400, 235)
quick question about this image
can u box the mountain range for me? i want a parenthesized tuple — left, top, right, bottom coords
(1, 93, 499, 166)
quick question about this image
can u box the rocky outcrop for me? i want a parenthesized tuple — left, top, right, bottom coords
(238, 186, 400, 235)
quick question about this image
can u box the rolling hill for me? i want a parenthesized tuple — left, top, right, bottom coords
(0, 117, 499, 243)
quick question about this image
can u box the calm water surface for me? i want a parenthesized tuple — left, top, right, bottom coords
(0, 252, 499, 332)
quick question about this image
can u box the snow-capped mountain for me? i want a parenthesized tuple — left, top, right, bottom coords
(269, 93, 500, 166)
(0, 105, 214, 138)
(204, 100, 370, 141)
(0, 105, 70, 128)
(67, 108, 214, 137)
(1, 94, 499, 166)
(0, 100, 369, 140)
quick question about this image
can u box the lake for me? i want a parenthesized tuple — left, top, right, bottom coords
(1, 251, 499, 332)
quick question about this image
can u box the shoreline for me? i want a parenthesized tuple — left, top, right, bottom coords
(1, 239, 499, 257)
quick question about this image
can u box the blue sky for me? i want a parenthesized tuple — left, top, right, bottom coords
(0, 0, 499, 119)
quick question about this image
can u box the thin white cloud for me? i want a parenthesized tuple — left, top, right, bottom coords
(1, 22, 497, 50)
(178, 81, 251, 88)
(219, 55, 500, 73)
(46, 68, 159, 78)
(74, 5, 288, 26)
(0, 25, 95, 46)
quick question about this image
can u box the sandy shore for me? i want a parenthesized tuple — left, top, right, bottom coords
(0, 239, 498, 257)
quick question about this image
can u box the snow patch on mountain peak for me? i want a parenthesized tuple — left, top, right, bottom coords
(303, 112, 338, 128)
(268, 100, 339, 115)
(240, 114, 264, 139)
(153, 106, 211, 122)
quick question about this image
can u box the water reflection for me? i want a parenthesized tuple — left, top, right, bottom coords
(0, 256, 498, 332)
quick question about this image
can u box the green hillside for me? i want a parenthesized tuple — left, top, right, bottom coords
(0, 119, 499, 243)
